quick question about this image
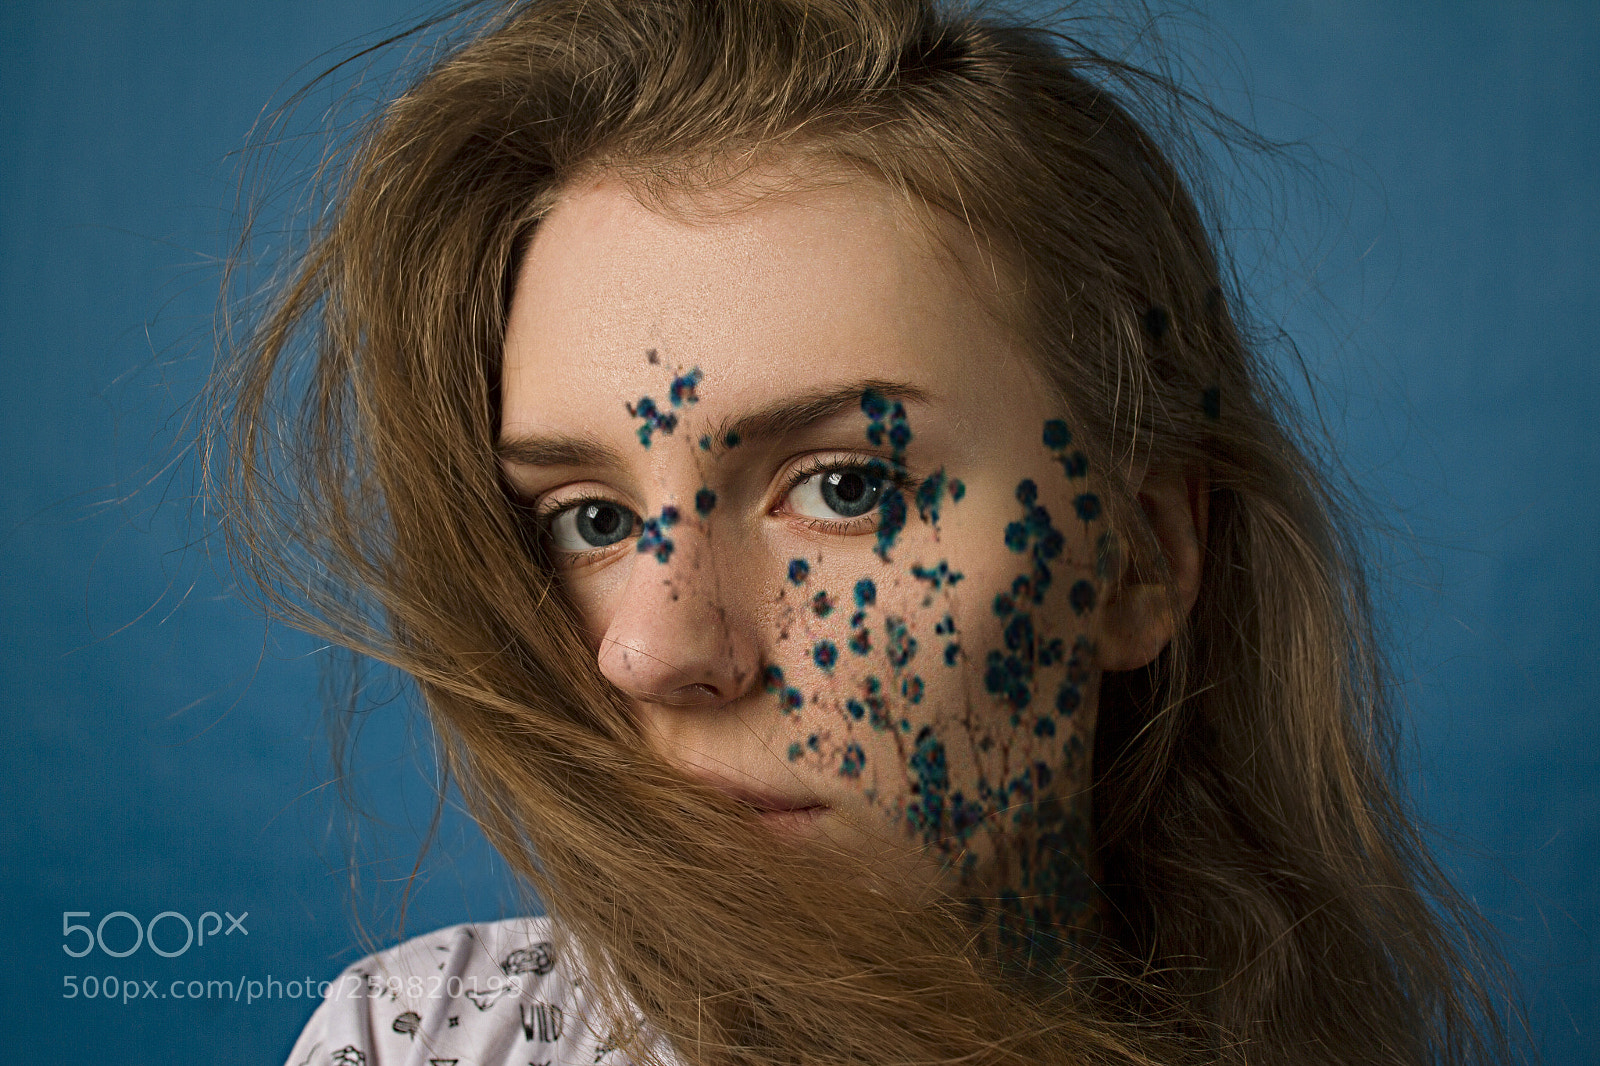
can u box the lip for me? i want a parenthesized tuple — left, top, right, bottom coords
(688, 776, 829, 825)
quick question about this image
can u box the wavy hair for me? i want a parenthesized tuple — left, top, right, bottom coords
(210, 1, 1521, 1063)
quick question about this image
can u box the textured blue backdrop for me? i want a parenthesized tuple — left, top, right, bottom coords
(1, 2, 1593, 1062)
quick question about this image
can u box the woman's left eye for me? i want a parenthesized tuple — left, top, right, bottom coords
(786, 464, 889, 522)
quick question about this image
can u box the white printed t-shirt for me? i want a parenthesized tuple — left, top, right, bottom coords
(284, 916, 659, 1066)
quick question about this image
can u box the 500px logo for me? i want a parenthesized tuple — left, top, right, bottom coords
(62, 910, 248, 959)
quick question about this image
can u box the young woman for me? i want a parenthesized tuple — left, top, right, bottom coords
(215, 1, 1519, 1063)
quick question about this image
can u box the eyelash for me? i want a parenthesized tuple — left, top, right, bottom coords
(531, 493, 636, 562)
(530, 455, 918, 558)
(776, 455, 918, 532)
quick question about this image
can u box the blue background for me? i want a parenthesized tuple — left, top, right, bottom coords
(1, 1, 1593, 1062)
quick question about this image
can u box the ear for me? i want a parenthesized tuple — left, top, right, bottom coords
(1095, 470, 1208, 672)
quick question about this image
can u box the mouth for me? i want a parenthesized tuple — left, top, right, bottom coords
(691, 777, 829, 832)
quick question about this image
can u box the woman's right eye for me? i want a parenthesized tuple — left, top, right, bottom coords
(545, 500, 639, 551)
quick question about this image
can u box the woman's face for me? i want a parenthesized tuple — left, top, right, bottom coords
(499, 168, 1113, 935)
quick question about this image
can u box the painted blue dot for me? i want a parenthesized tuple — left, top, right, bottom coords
(694, 488, 717, 516)
(1042, 419, 1072, 449)
(853, 578, 877, 607)
(813, 640, 839, 671)
(840, 742, 866, 778)
(788, 558, 810, 584)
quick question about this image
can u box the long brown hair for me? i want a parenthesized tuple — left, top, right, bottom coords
(210, 1, 1523, 1062)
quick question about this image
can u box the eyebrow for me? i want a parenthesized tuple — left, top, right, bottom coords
(495, 378, 931, 469)
(712, 378, 931, 449)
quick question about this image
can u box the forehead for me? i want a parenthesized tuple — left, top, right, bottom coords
(500, 169, 1033, 433)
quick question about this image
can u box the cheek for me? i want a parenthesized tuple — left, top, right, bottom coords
(769, 476, 1103, 821)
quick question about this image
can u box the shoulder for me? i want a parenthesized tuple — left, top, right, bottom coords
(283, 916, 614, 1066)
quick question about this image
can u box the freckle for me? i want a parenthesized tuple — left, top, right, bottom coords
(695, 488, 717, 516)
(646, 348, 659, 364)
(787, 558, 810, 584)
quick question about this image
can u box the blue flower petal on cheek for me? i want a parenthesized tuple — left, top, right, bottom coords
(813, 640, 839, 671)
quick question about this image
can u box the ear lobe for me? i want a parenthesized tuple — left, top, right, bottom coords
(1095, 472, 1207, 673)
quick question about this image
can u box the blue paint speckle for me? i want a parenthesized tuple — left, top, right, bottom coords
(1073, 493, 1102, 522)
(874, 485, 907, 561)
(1042, 420, 1072, 449)
(695, 488, 717, 516)
(637, 506, 678, 563)
(787, 558, 810, 584)
(884, 616, 917, 670)
(813, 640, 839, 671)
(910, 561, 964, 590)
(840, 742, 865, 778)
(1069, 579, 1097, 615)
(944, 642, 961, 666)
(914, 468, 964, 529)
(669, 367, 702, 407)
(849, 628, 872, 656)
(853, 578, 876, 607)
(811, 590, 834, 617)
(846, 699, 866, 721)
(626, 396, 678, 447)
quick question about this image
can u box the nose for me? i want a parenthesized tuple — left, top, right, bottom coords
(596, 521, 761, 708)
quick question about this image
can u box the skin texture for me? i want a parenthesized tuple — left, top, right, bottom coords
(497, 168, 1201, 966)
